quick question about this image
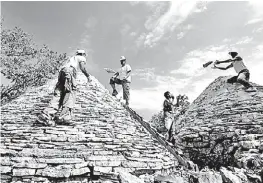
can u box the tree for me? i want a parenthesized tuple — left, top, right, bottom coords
(150, 94, 190, 134)
(0, 23, 68, 105)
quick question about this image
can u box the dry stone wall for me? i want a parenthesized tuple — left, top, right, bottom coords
(2, 74, 262, 183)
(1, 73, 179, 183)
(173, 76, 263, 175)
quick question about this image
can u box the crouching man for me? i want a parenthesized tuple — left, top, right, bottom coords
(213, 51, 256, 92)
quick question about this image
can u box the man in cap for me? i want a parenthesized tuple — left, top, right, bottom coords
(38, 49, 92, 126)
(109, 56, 132, 106)
(213, 51, 256, 92)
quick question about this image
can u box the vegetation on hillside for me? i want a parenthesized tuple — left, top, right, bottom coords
(0, 19, 67, 105)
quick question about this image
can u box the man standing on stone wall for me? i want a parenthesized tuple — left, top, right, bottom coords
(109, 56, 132, 106)
(213, 51, 256, 92)
(38, 49, 92, 126)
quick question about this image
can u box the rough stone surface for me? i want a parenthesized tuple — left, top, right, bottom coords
(173, 76, 263, 177)
(0, 73, 179, 182)
(2, 74, 262, 182)
(117, 170, 144, 183)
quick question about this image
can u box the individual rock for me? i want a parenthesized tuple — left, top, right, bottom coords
(71, 167, 90, 176)
(36, 166, 71, 178)
(198, 171, 223, 183)
(117, 170, 144, 183)
(0, 166, 12, 174)
(154, 174, 184, 183)
(13, 168, 36, 176)
(220, 167, 247, 183)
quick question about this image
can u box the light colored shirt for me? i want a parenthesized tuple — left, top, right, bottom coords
(64, 55, 86, 72)
(231, 56, 247, 73)
(118, 64, 132, 82)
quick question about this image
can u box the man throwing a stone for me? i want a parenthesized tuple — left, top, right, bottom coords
(213, 51, 256, 92)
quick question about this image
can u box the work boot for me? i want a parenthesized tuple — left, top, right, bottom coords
(245, 86, 257, 92)
(37, 112, 55, 127)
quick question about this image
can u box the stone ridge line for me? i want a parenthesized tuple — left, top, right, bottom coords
(123, 105, 191, 169)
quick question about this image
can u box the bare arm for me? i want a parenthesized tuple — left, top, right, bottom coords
(214, 63, 233, 70)
(79, 61, 91, 79)
(216, 59, 232, 64)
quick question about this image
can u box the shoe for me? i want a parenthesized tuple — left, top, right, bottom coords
(36, 115, 55, 127)
(245, 87, 257, 92)
(112, 89, 118, 96)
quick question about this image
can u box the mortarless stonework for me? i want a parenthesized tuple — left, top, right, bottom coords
(173, 76, 263, 174)
(1, 74, 263, 183)
(0, 73, 180, 182)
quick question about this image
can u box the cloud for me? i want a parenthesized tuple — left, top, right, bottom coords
(246, 43, 263, 85)
(120, 24, 131, 36)
(246, 18, 262, 25)
(132, 68, 156, 81)
(248, 1, 263, 17)
(177, 32, 185, 39)
(246, 1, 263, 25)
(236, 36, 253, 45)
(85, 17, 98, 29)
(223, 38, 231, 43)
(136, 1, 209, 48)
(130, 32, 137, 37)
(252, 27, 263, 33)
(73, 17, 99, 71)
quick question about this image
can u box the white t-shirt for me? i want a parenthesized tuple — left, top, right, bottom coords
(231, 56, 247, 73)
(64, 55, 86, 71)
(118, 64, 132, 82)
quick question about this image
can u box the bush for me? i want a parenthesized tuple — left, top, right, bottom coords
(1, 21, 67, 105)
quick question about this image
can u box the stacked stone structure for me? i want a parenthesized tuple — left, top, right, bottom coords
(173, 76, 263, 175)
(1, 74, 262, 183)
(1, 73, 179, 182)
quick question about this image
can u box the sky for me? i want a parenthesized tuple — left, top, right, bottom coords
(1, 1, 263, 120)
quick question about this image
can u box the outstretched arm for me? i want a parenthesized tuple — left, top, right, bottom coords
(79, 61, 91, 80)
(214, 63, 233, 70)
(215, 59, 232, 64)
